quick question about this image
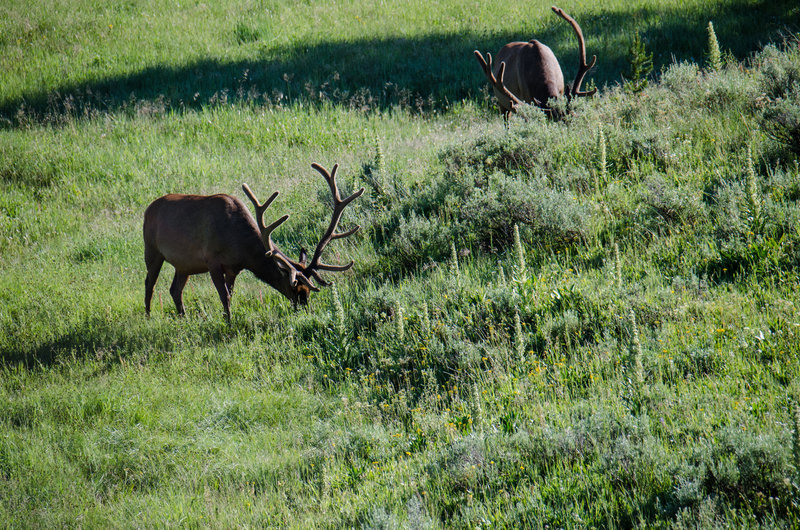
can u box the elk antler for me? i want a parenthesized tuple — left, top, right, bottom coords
(551, 6, 597, 99)
(474, 50, 527, 111)
(302, 163, 364, 287)
(242, 183, 289, 254)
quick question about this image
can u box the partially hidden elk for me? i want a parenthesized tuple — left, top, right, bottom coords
(143, 163, 364, 320)
(474, 6, 596, 119)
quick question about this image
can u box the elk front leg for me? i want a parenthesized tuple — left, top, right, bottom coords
(209, 266, 232, 321)
(169, 271, 189, 316)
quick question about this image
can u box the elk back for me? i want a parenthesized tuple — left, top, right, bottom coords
(494, 40, 564, 111)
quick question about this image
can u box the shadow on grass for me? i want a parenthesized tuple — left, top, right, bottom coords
(0, 313, 238, 370)
(1, 0, 796, 126)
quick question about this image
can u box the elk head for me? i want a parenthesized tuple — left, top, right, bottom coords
(241, 162, 365, 307)
(143, 163, 363, 320)
(474, 6, 597, 119)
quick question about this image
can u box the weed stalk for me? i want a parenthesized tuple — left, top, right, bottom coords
(332, 283, 345, 336)
(513, 224, 527, 284)
(630, 309, 644, 387)
(746, 145, 762, 230)
(707, 21, 723, 71)
(420, 302, 431, 340)
(598, 125, 608, 188)
(450, 241, 459, 277)
(793, 399, 800, 481)
(514, 309, 525, 363)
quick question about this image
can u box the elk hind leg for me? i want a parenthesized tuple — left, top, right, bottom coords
(209, 266, 232, 321)
(144, 248, 164, 316)
(224, 268, 238, 299)
(169, 271, 189, 316)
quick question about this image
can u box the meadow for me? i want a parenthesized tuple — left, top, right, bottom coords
(2, 0, 800, 527)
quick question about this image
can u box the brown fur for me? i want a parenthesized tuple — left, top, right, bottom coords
(475, 6, 596, 119)
(143, 163, 362, 321)
(143, 193, 309, 320)
(493, 40, 564, 115)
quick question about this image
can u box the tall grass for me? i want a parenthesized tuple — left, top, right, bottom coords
(2, 0, 800, 527)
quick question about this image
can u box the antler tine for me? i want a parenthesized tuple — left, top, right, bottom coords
(573, 52, 597, 98)
(476, 51, 523, 104)
(242, 184, 273, 229)
(304, 163, 365, 284)
(316, 162, 342, 202)
(498, 62, 524, 111)
(271, 252, 320, 292)
(262, 214, 290, 254)
(571, 52, 597, 98)
(311, 163, 365, 211)
(476, 51, 500, 91)
(242, 183, 288, 252)
(573, 86, 598, 97)
(474, 50, 493, 80)
(551, 6, 597, 99)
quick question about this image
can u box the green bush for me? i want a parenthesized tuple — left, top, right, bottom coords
(763, 92, 800, 157)
(669, 427, 795, 518)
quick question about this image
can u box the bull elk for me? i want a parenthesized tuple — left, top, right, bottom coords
(474, 6, 597, 119)
(143, 163, 364, 320)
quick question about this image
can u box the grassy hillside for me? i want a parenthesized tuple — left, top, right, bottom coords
(2, 0, 798, 120)
(2, 0, 800, 527)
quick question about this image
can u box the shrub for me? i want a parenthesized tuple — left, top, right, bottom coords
(458, 173, 588, 250)
(640, 174, 705, 233)
(762, 91, 800, 157)
(375, 211, 452, 272)
(756, 42, 800, 100)
(756, 40, 800, 157)
(706, 427, 793, 515)
(660, 62, 702, 96)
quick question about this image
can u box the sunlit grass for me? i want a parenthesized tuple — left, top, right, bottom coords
(2, 0, 800, 527)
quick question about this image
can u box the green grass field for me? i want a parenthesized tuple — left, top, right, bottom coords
(2, 0, 800, 527)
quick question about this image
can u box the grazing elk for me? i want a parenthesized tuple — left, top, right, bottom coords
(143, 163, 364, 321)
(474, 6, 596, 119)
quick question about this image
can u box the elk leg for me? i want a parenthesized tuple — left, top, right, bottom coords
(144, 248, 164, 316)
(209, 266, 231, 321)
(169, 271, 189, 316)
(224, 268, 237, 298)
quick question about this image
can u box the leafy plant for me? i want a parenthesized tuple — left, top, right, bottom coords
(623, 32, 654, 93)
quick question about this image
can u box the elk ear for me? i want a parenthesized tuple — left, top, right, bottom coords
(272, 252, 297, 278)
(272, 254, 290, 271)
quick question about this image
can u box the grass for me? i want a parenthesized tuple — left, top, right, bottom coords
(2, 0, 800, 527)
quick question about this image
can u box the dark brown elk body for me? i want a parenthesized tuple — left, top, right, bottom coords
(143, 163, 362, 320)
(475, 6, 596, 119)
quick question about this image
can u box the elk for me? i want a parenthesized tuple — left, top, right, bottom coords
(474, 6, 596, 119)
(143, 163, 364, 321)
